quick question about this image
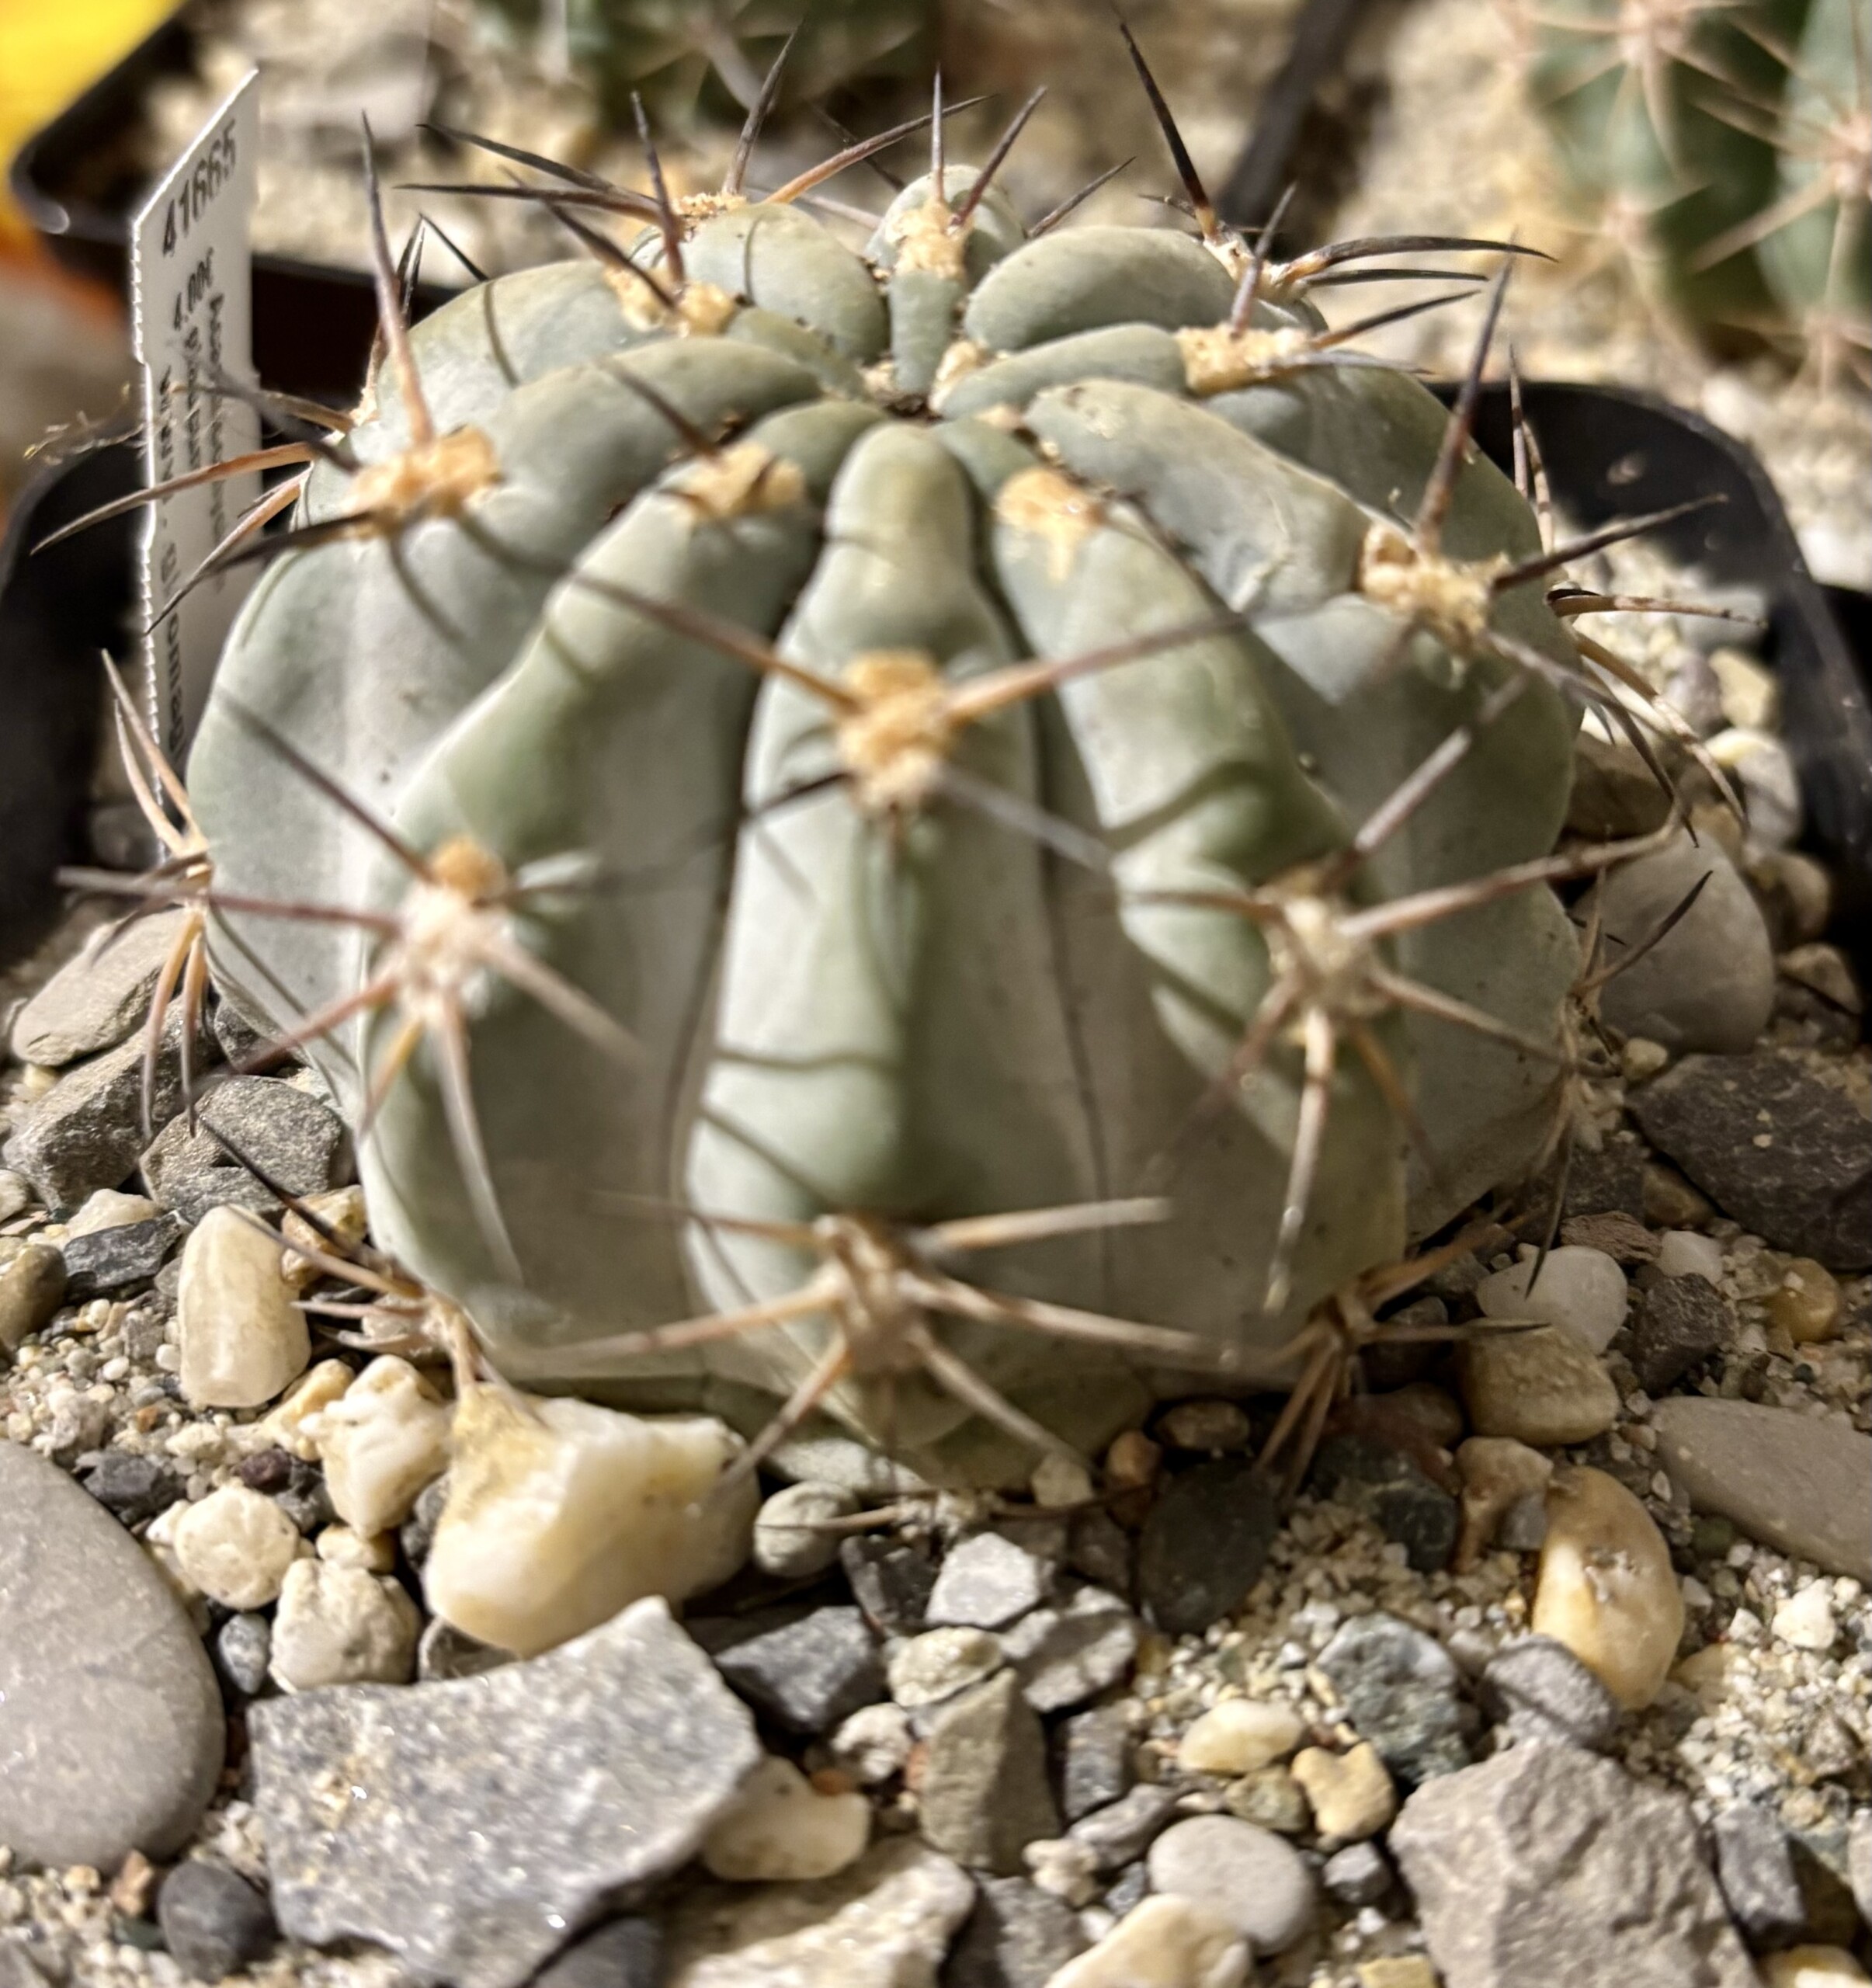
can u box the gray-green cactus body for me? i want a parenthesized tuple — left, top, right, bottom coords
(191, 172, 1580, 1477)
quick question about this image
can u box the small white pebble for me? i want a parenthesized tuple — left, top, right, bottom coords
(1477, 1246, 1628, 1354)
(1772, 1583, 1837, 1653)
(1657, 1231, 1725, 1284)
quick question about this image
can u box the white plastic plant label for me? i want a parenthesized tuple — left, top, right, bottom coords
(130, 68, 262, 766)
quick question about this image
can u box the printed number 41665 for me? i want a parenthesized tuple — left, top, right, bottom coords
(161, 123, 238, 257)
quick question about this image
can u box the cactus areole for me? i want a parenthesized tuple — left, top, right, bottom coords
(184, 99, 1592, 1483)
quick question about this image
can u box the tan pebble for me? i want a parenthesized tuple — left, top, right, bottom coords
(169, 1484, 300, 1610)
(1533, 1465, 1683, 1710)
(700, 1754, 870, 1882)
(1179, 1698, 1306, 1774)
(422, 1385, 755, 1657)
(107, 1850, 157, 1918)
(1768, 1259, 1842, 1345)
(254, 1359, 353, 1461)
(1357, 1962, 1439, 1988)
(315, 1524, 397, 1573)
(1758, 1948, 1870, 1986)
(1157, 1400, 1252, 1452)
(1620, 1037, 1670, 1083)
(307, 1354, 451, 1535)
(65, 1190, 158, 1239)
(1224, 1763, 1310, 1834)
(269, 1559, 419, 1690)
(1106, 1429, 1162, 1490)
(1454, 1437, 1554, 1571)
(1671, 1642, 1736, 1709)
(280, 1186, 368, 1292)
(1710, 647, 1779, 731)
(1290, 1743, 1395, 1847)
(1377, 1382, 1465, 1451)
(1047, 1894, 1250, 1988)
(1458, 1327, 1619, 1446)
(1643, 1163, 1714, 1229)
(176, 1207, 309, 1409)
(1031, 1454, 1096, 1508)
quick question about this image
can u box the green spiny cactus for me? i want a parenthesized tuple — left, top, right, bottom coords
(1526, 0, 1869, 379)
(147, 51, 1662, 1486)
(473, 0, 931, 129)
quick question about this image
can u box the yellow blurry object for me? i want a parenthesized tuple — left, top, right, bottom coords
(0, 0, 176, 248)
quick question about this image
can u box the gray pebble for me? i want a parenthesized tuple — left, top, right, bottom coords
(1059, 1704, 1135, 1823)
(141, 1077, 347, 1225)
(1478, 1635, 1621, 1753)
(418, 1617, 513, 1684)
(1596, 835, 1774, 1056)
(1847, 1809, 1872, 1930)
(751, 1480, 857, 1579)
(1391, 1743, 1756, 1987)
(1145, 1815, 1318, 1955)
(1316, 1612, 1470, 1789)
(696, 1604, 884, 1735)
(157, 1861, 276, 1983)
(1711, 1804, 1805, 1950)
(1322, 1840, 1393, 1907)
(9, 912, 190, 1068)
(928, 1533, 1053, 1631)
(1629, 1275, 1730, 1395)
(1067, 1784, 1181, 1872)
(941, 1875, 1088, 1987)
(1310, 1434, 1458, 1574)
(1651, 1398, 1872, 1583)
(842, 1535, 937, 1635)
(532, 1919, 662, 1988)
(81, 1451, 183, 1527)
(1137, 1458, 1278, 1637)
(399, 1472, 450, 1566)
(1100, 1862, 1151, 1917)
(1, 1010, 209, 1212)
(214, 1614, 273, 1699)
(1066, 1509, 1133, 1591)
(0, 1441, 223, 1868)
(1632, 1049, 1872, 1272)
(919, 1669, 1059, 1876)
(61, 1213, 186, 1300)
(1003, 1587, 1140, 1714)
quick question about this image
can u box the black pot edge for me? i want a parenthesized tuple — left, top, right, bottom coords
(7, 3, 453, 401)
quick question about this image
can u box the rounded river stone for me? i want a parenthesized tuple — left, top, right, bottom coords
(0, 1441, 224, 1866)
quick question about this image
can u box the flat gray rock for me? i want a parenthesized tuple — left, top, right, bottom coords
(0, 1440, 224, 1868)
(250, 1597, 759, 1988)
(141, 1077, 348, 1224)
(919, 1669, 1059, 1876)
(1651, 1397, 1872, 1582)
(1146, 1814, 1318, 1955)
(2, 1012, 210, 1213)
(926, 1534, 1051, 1631)
(61, 1212, 186, 1300)
(1390, 1743, 1758, 1988)
(1631, 1049, 1872, 1270)
(663, 1839, 974, 1988)
(9, 912, 190, 1068)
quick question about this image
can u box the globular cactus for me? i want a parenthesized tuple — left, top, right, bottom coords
(1526, 0, 1870, 381)
(472, 0, 931, 128)
(127, 40, 1688, 1486)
